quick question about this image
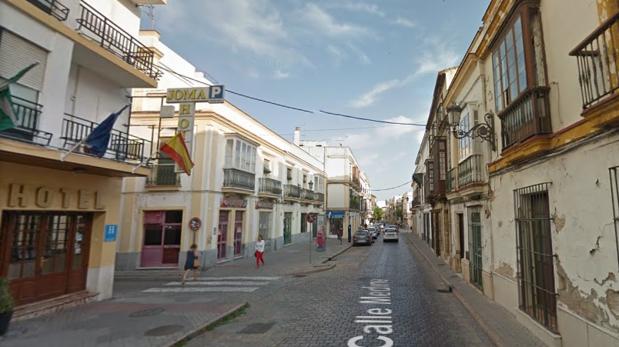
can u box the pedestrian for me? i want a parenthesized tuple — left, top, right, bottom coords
(182, 244, 200, 285)
(337, 226, 343, 245)
(347, 224, 352, 243)
(255, 234, 265, 268)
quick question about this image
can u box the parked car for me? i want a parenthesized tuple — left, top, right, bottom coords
(367, 227, 378, 239)
(383, 227, 399, 242)
(353, 230, 372, 246)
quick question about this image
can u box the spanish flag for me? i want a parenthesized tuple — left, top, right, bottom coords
(160, 132, 194, 175)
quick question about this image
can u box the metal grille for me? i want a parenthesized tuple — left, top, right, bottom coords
(610, 166, 619, 270)
(468, 208, 483, 289)
(514, 183, 557, 332)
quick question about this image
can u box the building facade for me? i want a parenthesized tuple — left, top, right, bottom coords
(116, 36, 326, 270)
(410, 0, 619, 345)
(0, 0, 162, 306)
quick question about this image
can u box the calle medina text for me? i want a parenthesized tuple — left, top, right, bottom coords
(348, 279, 394, 347)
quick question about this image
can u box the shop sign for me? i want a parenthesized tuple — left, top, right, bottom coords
(104, 224, 118, 242)
(189, 217, 202, 231)
(328, 210, 345, 219)
(6, 183, 105, 210)
(221, 197, 247, 208)
(166, 86, 225, 103)
(256, 199, 274, 210)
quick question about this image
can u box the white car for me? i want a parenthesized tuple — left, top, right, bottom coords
(383, 228, 399, 242)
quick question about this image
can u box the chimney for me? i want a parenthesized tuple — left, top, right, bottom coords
(293, 127, 301, 145)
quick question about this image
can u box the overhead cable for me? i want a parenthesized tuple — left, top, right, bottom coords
(372, 180, 413, 191)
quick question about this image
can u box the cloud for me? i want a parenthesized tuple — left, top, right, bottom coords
(343, 116, 423, 150)
(327, 45, 347, 65)
(413, 39, 461, 76)
(329, 2, 385, 17)
(300, 3, 373, 38)
(394, 17, 416, 28)
(273, 70, 290, 79)
(347, 43, 371, 64)
(350, 79, 402, 108)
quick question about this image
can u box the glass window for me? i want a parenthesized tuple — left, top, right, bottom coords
(225, 139, 234, 167)
(492, 14, 528, 112)
(235, 140, 241, 168)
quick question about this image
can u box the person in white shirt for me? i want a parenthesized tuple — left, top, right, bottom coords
(255, 234, 266, 268)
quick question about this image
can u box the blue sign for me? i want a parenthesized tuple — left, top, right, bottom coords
(209, 85, 225, 103)
(104, 224, 118, 242)
(328, 211, 345, 219)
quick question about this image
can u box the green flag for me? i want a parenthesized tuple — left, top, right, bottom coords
(0, 63, 39, 132)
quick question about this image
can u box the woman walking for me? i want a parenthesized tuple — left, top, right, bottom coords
(255, 235, 265, 268)
(182, 244, 200, 285)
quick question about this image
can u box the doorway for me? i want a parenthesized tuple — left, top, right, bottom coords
(1, 212, 92, 306)
(141, 211, 182, 268)
(234, 211, 244, 256)
(217, 211, 229, 259)
(458, 213, 465, 261)
(469, 208, 483, 289)
(283, 212, 292, 244)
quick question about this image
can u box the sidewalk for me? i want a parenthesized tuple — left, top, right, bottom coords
(1, 237, 352, 347)
(404, 232, 546, 347)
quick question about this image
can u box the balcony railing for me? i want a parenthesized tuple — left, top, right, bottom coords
(498, 86, 552, 150)
(223, 168, 255, 191)
(146, 162, 179, 186)
(313, 192, 325, 204)
(458, 154, 484, 187)
(446, 167, 457, 193)
(61, 114, 150, 162)
(0, 96, 52, 145)
(570, 12, 619, 110)
(27, 0, 69, 21)
(284, 184, 300, 199)
(76, 2, 161, 79)
(300, 188, 314, 201)
(258, 177, 282, 196)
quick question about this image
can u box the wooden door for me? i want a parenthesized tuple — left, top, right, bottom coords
(217, 211, 228, 259)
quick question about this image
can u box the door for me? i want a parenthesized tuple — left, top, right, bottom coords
(469, 209, 483, 289)
(1, 212, 92, 306)
(283, 212, 292, 244)
(141, 211, 182, 267)
(432, 211, 441, 255)
(234, 211, 243, 256)
(458, 213, 465, 260)
(217, 211, 229, 259)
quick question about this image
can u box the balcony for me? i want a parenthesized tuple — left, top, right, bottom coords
(498, 86, 552, 150)
(146, 162, 179, 186)
(61, 114, 150, 162)
(350, 194, 361, 211)
(313, 192, 325, 205)
(223, 168, 255, 192)
(27, 0, 69, 21)
(458, 154, 484, 187)
(284, 184, 301, 200)
(258, 177, 282, 197)
(0, 96, 52, 146)
(446, 167, 457, 193)
(300, 188, 314, 202)
(570, 12, 619, 111)
(75, 2, 161, 81)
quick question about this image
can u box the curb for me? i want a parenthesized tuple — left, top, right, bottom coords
(321, 244, 353, 263)
(170, 302, 249, 347)
(405, 235, 502, 347)
(287, 263, 336, 276)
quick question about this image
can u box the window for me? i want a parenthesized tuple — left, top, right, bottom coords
(287, 167, 292, 181)
(438, 140, 446, 180)
(225, 138, 257, 173)
(514, 183, 557, 332)
(493, 16, 527, 111)
(263, 159, 271, 175)
(0, 30, 47, 103)
(459, 110, 479, 161)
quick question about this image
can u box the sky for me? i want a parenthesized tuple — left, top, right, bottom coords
(143, 0, 490, 200)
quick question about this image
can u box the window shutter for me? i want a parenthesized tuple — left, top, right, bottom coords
(0, 30, 47, 91)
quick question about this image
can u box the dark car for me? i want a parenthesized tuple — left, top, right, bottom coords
(353, 230, 372, 246)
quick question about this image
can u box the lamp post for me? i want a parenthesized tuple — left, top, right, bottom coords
(446, 104, 496, 151)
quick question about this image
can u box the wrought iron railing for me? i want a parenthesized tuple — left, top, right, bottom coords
(458, 154, 484, 187)
(258, 177, 282, 195)
(146, 162, 179, 186)
(498, 86, 552, 150)
(446, 167, 457, 193)
(313, 192, 325, 203)
(300, 188, 314, 201)
(0, 96, 52, 145)
(570, 12, 619, 110)
(76, 2, 161, 79)
(27, 0, 69, 21)
(284, 184, 300, 199)
(61, 114, 150, 162)
(223, 168, 255, 191)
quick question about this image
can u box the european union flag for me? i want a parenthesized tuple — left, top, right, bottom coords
(84, 105, 129, 157)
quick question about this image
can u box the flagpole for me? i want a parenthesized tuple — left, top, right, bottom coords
(132, 157, 152, 173)
(60, 138, 85, 161)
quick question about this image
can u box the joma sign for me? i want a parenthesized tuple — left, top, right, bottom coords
(166, 86, 225, 104)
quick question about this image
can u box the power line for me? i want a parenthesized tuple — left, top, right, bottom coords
(154, 63, 426, 126)
(372, 180, 412, 191)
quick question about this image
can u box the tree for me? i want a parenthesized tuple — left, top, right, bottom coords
(395, 206, 403, 222)
(372, 207, 384, 221)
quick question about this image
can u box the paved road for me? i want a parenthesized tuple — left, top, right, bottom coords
(187, 233, 492, 347)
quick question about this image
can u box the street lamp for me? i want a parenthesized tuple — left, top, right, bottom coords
(446, 103, 496, 151)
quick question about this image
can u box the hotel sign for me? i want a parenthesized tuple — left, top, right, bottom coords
(166, 86, 225, 104)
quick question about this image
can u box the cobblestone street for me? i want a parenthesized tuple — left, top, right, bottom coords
(187, 233, 494, 347)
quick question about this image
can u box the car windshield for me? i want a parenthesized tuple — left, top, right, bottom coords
(368, 228, 376, 231)
(385, 228, 397, 232)
(356, 230, 368, 235)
